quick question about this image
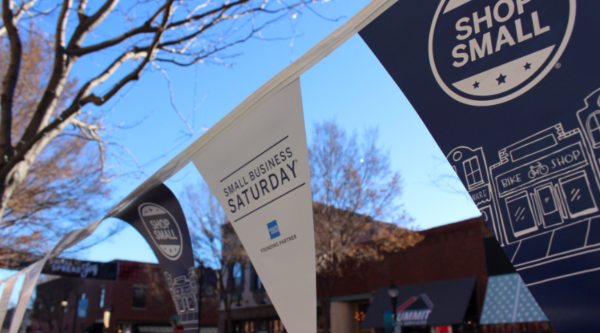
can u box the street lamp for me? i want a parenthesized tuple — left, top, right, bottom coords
(388, 282, 399, 332)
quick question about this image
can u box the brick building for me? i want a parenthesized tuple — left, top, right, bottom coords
(219, 217, 548, 333)
(30, 260, 218, 333)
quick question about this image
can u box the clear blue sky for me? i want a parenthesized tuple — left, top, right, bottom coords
(2, 1, 481, 273)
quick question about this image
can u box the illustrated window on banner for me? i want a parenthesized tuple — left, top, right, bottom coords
(359, 0, 600, 332)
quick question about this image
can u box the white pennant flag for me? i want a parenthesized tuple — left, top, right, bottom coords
(192, 79, 316, 333)
(9, 260, 45, 333)
(0, 275, 18, 328)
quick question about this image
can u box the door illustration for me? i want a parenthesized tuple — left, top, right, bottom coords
(533, 184, 564, 228)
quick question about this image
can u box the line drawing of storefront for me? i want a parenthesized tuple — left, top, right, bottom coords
(447, 146, 504, 246)
(448, 87, 600, 287)
(164, 267, 199, 326)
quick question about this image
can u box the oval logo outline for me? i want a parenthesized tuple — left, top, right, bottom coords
(138, 203, 184, 261)
(428, 0, 576, 106)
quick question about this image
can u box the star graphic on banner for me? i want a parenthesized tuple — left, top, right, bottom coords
(524, 62, 532, 70)
(496, 73, 507, 85)
(473, 81, 480, 89)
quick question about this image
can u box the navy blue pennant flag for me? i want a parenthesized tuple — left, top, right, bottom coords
(360, 1, 600, 331)
(110, 183, 199, 331)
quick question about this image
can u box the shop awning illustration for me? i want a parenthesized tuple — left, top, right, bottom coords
(479, 273, 548, 324)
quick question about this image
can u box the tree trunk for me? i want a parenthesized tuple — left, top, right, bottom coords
(218, 268, 233, 333)
(0, 115, 74, 223)
(318, 275, 335, 333)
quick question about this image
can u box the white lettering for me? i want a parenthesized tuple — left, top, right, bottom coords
(473, 6, 493, 34)
(470, 32, 493, 61)
(532, 11, 550, 36)
(452, 44, 469, 67)
(551, 150, 581, 169)
(501, 173, 522, 188)
(514, 18, 532, 42)
(496, 25, 516, 52)
(516, 0, 531, 15)
(456, 17, 472, 40)
(493, 0, 515, 23)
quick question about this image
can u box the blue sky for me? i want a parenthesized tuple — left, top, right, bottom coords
(68, 0, 480, 264)
(0, 0, 481, 277)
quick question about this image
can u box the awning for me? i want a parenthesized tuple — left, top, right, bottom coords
(138, 326, 174, 333)
(136, 325, 217, 333)
(361, 276, 477, 328)
(479, 273, 547, 324)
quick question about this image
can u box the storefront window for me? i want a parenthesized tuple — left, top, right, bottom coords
(558, 171, 598, 218)
(463, 156, 484, 190)
(99, 287, 105, 308)
(586, 111, 600, 148)
(132, 286, 146, 308)
(506, 192, 538, 238)
(229, 262, 244, 294)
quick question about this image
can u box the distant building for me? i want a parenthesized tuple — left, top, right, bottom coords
(29, 260, 218, 333)
(221, 217, 555, 333)
(1, 308, 32, 333)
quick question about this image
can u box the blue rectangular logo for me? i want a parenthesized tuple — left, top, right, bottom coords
(267, 220, 281, 240)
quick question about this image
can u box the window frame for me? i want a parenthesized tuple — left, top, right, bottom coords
(463, 156, 484, 189)
(587, 111, 600, 148)
(132, 285, 147, 309)
(228, 262, 245, 295)
(99, 287, 106, 309)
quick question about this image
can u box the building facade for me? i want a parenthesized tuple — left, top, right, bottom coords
(219, 217, 514, 333)
(29, 260, 218, 333)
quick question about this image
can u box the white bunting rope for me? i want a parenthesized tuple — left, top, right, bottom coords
(110, 0, 399, 212)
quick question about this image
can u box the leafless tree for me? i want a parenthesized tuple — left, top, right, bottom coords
(0, 23, 111, 260)
(309, 120, 422, 333)
(183, 181, 246, 333)
(0, 0, 325, 255)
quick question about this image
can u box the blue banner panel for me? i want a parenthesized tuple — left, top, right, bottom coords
(110, 183, 198, 332)
(359, 1, 600, 332)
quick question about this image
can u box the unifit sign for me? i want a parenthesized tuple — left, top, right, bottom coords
(396, 294, 434, 326)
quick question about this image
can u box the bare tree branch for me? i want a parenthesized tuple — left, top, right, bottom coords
(66, 2, 168, 56)
(0, 0, 332, 253)
(0, 0, 22, 158)
(18, 0, 73, 150)
(0, 0, 38, 37)
(151, 61, 195, 135)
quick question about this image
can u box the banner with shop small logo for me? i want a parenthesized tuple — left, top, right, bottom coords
(109, 183, 199, 332)
(359, 1, 600, 331)
(191, 79, 316, 333)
